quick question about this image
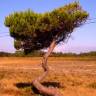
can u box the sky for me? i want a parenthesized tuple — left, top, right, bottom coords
(0, 0, 96, 53)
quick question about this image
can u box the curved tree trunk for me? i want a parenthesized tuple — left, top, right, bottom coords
(32, 39, 63, 96)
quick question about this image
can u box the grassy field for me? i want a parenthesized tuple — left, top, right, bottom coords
(0, 57, 96, 96)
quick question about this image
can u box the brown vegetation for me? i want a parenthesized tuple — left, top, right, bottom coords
(0, 57, 96, 96)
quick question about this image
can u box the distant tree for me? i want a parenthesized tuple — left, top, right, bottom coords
(5, 2, 88, 96)
(0, 52, 11, 57)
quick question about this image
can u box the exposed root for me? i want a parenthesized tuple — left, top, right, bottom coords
(33, 79, 63, 96)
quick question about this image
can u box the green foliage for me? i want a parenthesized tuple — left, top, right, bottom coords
(0, 51, 96, 57)
(14, 40, 22, 50)
(4, 2, 88, 54)
(0, 52, 12, 57)
(79, 51, 96, 56)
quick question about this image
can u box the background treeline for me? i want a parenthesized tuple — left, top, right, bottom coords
(0, 51, 96, 57)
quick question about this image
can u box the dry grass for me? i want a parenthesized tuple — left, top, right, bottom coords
(0, 57, 96, 96)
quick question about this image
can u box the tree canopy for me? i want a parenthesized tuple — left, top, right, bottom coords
(5, 2, 88, 54)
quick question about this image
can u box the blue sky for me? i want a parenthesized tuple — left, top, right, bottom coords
(0, 0, 96, 53)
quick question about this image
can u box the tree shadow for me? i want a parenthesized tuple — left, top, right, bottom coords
(42, 81, 61, 88)
(15, 81, 62, 95)
(15, 82, 32, 88)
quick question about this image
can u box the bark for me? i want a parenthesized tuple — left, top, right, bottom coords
(32, 39, 63, 96)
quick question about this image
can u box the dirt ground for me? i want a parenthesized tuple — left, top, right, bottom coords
(0, 57, 96, 96)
